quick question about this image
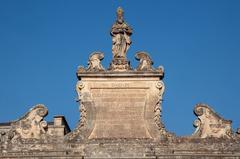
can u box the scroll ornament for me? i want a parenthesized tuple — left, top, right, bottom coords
(193, 104, 233, 138)
(135, 52, 154, 71)
(0, 104, 48, 142)
(66, 81, 87, 140)
(76, 52, 105, 74)
(86, 52, 105, 72)
(154, 81, 165, 132)
(76, 81, 87, 127)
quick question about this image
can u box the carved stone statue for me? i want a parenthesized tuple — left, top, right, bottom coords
(108, 7, 132, 71)
(192, 104, 233, 138)
(111, 7, 132, 59)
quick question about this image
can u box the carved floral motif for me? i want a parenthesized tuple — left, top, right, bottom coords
(193, 104, 233, 138)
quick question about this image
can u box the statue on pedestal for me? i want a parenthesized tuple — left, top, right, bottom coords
(111, 7, 132, 59)
(109, 7, 132, 71)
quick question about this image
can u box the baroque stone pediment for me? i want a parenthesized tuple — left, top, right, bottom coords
(1, 6, 240, 159)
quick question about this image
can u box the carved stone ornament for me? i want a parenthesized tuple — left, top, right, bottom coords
(135, 52, 154, 71)
(77, 65, 86, 74)
(65, 81, 88, 141)
(4, 104, 49, 141)
(192, 104, 233, 138)
(236, 128, 240, 138)
(154, 81, 168, 134)
(156, 65, 164, 75)
(86, 52, 105, 72)
(155, 81, 165, 124)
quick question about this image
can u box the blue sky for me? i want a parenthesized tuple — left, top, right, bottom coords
(0, 0, 239, 136)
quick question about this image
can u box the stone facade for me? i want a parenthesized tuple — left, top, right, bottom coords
(1, 7, 240, 159)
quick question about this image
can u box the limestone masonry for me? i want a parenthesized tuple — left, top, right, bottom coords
(0, 7, 240, 159)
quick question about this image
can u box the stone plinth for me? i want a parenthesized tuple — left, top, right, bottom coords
(108, 58, 132, 71)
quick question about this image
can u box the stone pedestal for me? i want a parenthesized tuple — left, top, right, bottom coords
(108, 58, 132, 71)
(67, 71, 170, 141)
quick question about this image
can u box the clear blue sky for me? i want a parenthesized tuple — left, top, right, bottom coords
(0, 0, 240, 136)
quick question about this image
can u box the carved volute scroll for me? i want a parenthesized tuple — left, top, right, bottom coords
(154, 81, 173, 138)
(86, 52, 105, 72)
(155, 81, 165, 132)
(9, 104, 48, 140)
(135, 52, 154, 71)
(65, 81, 88, 141)
(192, 104, 233, 138)
(156, 65, 164, 76)
(75, 81, 86, 127)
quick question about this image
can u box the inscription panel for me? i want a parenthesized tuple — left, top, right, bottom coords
(89, 88, 151, 139)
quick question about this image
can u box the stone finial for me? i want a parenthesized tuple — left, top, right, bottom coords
(8, 104, 48, 140)
(192, 104, 233, 138)
(135, 52, 154, 71)
(86, 52, 105, 72)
